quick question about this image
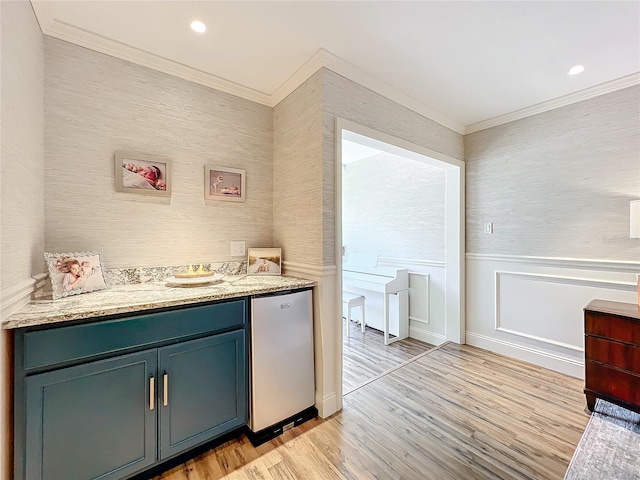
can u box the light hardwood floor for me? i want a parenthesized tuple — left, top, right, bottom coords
(343, 321, 434, 393)
(152, 343, 589, 480)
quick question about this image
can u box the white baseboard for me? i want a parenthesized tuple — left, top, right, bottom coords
(465, 331, 584, 379)
(410, 325, 446, 346)
(315, 391, 338, 418)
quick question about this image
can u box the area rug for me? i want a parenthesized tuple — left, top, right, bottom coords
(564, 398, 640, 480)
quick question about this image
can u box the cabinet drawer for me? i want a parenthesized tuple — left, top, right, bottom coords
(23, 299, 247, 371)
(585, 361, 640, 407)
(585, 312, 640, 345)
(585, 336, 640, 373)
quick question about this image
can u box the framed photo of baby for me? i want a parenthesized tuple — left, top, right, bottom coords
(205, 165, 245, 202)
(115, 152, 171, 196)
(44, 251, 110, 300)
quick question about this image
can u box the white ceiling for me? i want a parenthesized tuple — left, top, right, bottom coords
(32, 1, 640, 134)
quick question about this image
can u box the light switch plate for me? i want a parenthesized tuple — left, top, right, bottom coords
(231, 241, 246, 256)
(484, 223, 493, 234)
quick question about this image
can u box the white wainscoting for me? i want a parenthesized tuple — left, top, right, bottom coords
(361, 257, 447, 346)
(466, 254, 639, 379)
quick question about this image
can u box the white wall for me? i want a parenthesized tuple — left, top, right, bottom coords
(465, 86, 640, 378)
(1, 2, 44, 479)
(44, 37, 274, 268)
(342, 152, 445, 261)
(342, 151, 447, 343)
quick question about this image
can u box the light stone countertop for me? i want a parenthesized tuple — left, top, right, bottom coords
(3, 275, 316, 329)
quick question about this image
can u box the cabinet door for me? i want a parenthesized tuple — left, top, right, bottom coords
(25, 350, 157, 480)
(158, 330, 246, 459)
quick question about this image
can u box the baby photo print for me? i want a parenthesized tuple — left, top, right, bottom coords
(115, 152, 171, 196)
(45, 251, 109, 299)
(205, 165, 245, 202)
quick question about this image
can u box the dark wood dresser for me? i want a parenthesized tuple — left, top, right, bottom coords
(584, 299, 640, 413)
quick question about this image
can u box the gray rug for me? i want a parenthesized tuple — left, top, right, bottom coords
(564, 398, 640, 480)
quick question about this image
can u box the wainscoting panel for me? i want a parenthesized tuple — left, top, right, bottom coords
(495, 272, 634, 351)
(467, 254, 638, 379)
(409, 273, 430, 325)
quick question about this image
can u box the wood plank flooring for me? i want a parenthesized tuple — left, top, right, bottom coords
(151, 343, 589, 480)
(343, 321, 434, 393)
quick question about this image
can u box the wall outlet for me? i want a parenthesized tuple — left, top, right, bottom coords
(230, 241, 246, 257)
(484, 223, 493, 234)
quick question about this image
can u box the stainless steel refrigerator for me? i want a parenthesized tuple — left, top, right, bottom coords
(248, 289, 315, 442)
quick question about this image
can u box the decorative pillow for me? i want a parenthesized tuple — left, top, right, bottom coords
(44, 251, 109, 300)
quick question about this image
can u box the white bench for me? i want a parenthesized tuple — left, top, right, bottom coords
(342, 292, 366, 337)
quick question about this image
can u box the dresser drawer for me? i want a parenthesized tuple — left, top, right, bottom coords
(585, 312, 640, 344)
(585, 361, 640, 406)
(585, 336, 640, 373)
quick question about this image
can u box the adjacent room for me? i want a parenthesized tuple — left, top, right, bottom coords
(340, 132, 448, 392)
(2, 1, 639, 480)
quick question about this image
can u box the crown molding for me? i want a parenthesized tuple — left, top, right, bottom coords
(270, 49, 327, 107)
(30, 0, 53, 33)
(465, 72, 640, 134)
(318, 49, 466, 134)
(34, 7, 272, 106)
(31, 1, 637, 137)
(272, 49, 466, 134)
(32, 1, 464, 135)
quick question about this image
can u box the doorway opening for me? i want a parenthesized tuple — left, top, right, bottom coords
(335, 118, 465, 398)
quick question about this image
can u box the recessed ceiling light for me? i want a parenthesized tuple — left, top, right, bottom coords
(190, 20, 206, 33)
(568, 65, 585, 75)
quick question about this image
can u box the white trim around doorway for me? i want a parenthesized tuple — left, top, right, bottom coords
(335, 118, 466, 399)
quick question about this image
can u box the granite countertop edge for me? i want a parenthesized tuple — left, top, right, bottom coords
(3, 275, 317, 330)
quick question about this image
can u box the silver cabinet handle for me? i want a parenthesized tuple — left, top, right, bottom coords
(163, 373, 168, 406)
(149, 376, 155, 411)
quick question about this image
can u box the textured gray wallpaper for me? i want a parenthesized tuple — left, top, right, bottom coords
(322, 69, 464, 266)
(44, 38, 274, 268)
(1, 1, 45, 287)
(272, 71, 324, 266)
(465, 86, 640, 261)
(342, 153, 446, 261)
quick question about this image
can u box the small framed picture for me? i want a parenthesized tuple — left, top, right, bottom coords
(115, 152, 171, 196)
(205, 165, 245, 202)
(247, 248, 282, 276)
(44, 251, 110, 300)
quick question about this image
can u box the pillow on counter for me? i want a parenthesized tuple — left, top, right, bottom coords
(44, 251, 110, 300)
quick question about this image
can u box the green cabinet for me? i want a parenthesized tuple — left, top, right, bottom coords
(15, 299, 248, 480)
(159, 331, 246, 459)
(25, 351, 157, 480)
